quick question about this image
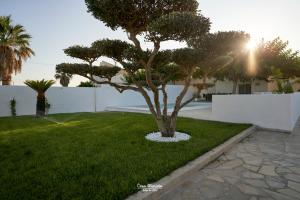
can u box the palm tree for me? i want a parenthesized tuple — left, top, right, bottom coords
(0, 16, 34, 85)
(24, 79, 55, 116)
(54, 72, 72, 87)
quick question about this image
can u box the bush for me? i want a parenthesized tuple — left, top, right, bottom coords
(10, 98, 16, 117)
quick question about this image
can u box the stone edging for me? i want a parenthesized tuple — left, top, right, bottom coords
(126, 125, 256, 200)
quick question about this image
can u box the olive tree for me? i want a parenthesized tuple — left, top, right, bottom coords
(57, 0, 210, 137)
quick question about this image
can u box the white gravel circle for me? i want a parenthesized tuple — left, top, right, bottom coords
(145, 131, 191, 142)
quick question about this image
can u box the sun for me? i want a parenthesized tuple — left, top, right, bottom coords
(246, 39, 257, 50)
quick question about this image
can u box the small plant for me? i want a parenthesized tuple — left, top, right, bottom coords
(274, 80, 294, 94)
(45, 98, 51, 115)
(10, 97, 16, 116)
(77, 81, 95, 87)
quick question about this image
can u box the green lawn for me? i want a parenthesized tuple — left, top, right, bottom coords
(0, 112, 250, 200)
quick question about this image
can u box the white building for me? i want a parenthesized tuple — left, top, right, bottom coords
(94, 61, 127, 86)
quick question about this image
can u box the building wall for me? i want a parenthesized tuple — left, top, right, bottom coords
(197, 79, 269, 94)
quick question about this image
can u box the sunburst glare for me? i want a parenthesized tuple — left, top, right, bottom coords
(246, 39, 257, 50)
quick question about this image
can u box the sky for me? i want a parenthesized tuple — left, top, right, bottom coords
(1, 0, 300, 86)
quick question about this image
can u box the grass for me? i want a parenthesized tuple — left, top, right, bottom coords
(0, 112, 250, 200)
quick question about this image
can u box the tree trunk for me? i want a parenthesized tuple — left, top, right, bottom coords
(1, 73, 12, 85)
(36, 93, 46, 116)
(156, 116, 177, 137)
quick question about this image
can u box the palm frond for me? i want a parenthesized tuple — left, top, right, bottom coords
(24, 79, 56, 93)
(0, 15, 34, 80)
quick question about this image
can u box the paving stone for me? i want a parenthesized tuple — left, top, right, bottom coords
(288, 166, 300, 175)
(244, 178, 269, 188)
(276, 166, 293, 174)
(259, 165, 278, 176)
(224, 185, 249, 200)
(205, 160, 223, 169)
(265, 176, 286, 189)
(263, 189, 294, 200)
(242, 156, 263, 166)
(243, 164, 259, 172)
(219, 159, 243, 169)
(288, 181, 300, 192)
(249, 197, 258, 200)
(219, 155, 229, 161)
(284, 158, 300, 166)
(159, 190, 184, 200)
(285, 153, 300, 159)
(223, 176, 240, 185)
(278, 188, 300, 199)
(157, 121, 300, 200)
(198, 180, 225, 199)
(242, 171, 264, 179)
(181, 187, 202, 200)
(237, 183, 264, 195)
(285, 174, 300, 183)
(206, 174, 224, 183)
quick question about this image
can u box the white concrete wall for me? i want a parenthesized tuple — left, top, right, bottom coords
(291, 92, 300, 129)
(0, 85, 193, 117)
(0, 86, 36, 116)
(212, 93, 300, 131)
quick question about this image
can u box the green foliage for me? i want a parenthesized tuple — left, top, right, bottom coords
(189, 31, 250, 55)
(58, 0, 213, 135)
(274, 80, 294, 94)
(85, 0, 199, 33)
(92, 39, 135, 62)
(257, 38, 300, 79)
(172, 48, 203, 70)
(147, 12, 210, 42)
(0, 112, 250, 200)
(54, 72, 72, 87)
(64, 45, 101, 64)
(59, 1, 211, 88)
(77, 81, 95, 87)
(0, 16, 34, 84)
(271, 68, 294, 94)
(24, 79, 55, 116)
(9, 97, 16, 117)
(45, 98, 51, 109)
(24, 79, 56, 93)
(56, 63, 121, 80)
(189, 31, 250, 80)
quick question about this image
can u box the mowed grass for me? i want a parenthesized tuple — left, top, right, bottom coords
(0, 112, 250, 200)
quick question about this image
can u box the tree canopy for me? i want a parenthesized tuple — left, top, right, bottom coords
(57, 0, 212, 137)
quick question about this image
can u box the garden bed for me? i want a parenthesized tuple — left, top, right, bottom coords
(0, 112, 250, 200)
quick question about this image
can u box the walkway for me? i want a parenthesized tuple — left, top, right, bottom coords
(179, 108, 213, 121)
(158, 121, 300, 200)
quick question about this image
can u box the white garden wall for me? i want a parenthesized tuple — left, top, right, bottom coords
(0, 85, 193, 117)
(212, 93, 300, 132)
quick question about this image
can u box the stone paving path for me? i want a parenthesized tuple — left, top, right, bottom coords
(159, 121, 300, 200)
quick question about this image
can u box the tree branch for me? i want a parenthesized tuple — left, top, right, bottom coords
(86, 75, 139, 93)
(179, 96, 195, 110)
(171, 71, 193, 118)
(127, 32, 162, 117)
(162, 84, 168, 116)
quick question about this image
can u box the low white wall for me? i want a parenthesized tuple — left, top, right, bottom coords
(291, 93, 300, 128)
(0, 86, 36, 116)
(212, 93, 300, 131)
(0, 85, 193, 117)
